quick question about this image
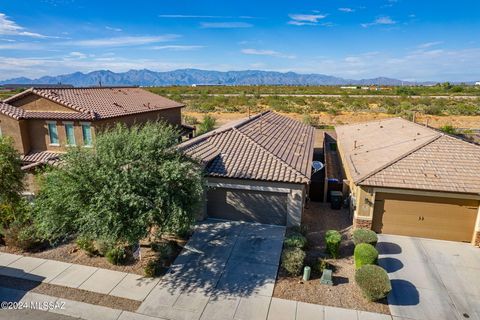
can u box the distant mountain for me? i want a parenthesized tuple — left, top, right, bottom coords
(0, 69, 422, 87)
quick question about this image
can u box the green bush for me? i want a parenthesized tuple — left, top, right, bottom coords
(151, 241, 177, 259)
(355, 265, 392, 301)
(94, 239, 114, 256)
(354, 243, 379, 269)
(281, 247, 306, 276)
(106, 247, 127, 265)
(352, 229, 378, 247)
(76, 237, 96, 256)
(144, 259, 160, 278)
(325, 230, 342, 259)
(288, 225, 308, 236)
(284, 233, 307, 249)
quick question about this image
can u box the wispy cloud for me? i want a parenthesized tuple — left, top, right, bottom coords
(66, 35, 179, 47)
(200, 22, 253, 29)
(0, 13, 48, 38)
(241, 48, 295, 59)
(159, 14, 255, 19)
(361, 16, 396, 28)
(105, 26, 122, 32)
(288, 14, 327, 26)
(151, 45, 204, 51)
(338, 8, 355, 13)
(417, 41, 443, 49)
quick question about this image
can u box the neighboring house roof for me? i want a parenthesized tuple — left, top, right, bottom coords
(335, 118, 441, 182)
(0, 101, 26, 120)
(21, 150, 63, 170)
(336, 117, 480, 194)
(3, 87, 184, 120)
(179, 111, 315, 184)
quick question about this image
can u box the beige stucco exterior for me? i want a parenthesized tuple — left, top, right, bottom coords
(336, 136, 480, 246)
(0, 93, 183, 156)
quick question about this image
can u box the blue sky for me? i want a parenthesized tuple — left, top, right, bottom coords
(0, 0, 479, 81)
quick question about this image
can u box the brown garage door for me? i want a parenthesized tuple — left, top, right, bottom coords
(207, 188, 288, 225)
(372, 193, 478, 242)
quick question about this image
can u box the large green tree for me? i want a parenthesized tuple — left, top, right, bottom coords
(34, 122, 204, 245)
(0, 136, 25, 227)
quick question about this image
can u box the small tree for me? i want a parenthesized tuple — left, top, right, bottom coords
(34, 122, 204, 245)
(196, 115, 216, 136)
(0, 136, 25, 228)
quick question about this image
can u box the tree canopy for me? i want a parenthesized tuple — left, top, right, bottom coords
(0, 136, 25, 226)
(34, 122, 204, 245)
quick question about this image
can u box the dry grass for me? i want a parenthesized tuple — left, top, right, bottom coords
(273, 202, 390, 315)
(184, 110, 480, 129)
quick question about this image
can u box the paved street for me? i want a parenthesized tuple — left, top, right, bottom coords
(378, 234, 480, 320)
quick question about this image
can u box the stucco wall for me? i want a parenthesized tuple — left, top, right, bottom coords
(0, 114, 28, 154)
(94, 108, 182, 132)
(12, 95, 73, 112)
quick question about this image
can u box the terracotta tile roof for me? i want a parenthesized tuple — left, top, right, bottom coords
(335, 118, 441, 182)
(0, 101, 92, 120)
(179, 111, 315, 184)
(361, 135, 480, 194)
(4, 87, 184, 120)
(21, 150, 63, 170)
(336, 117, 480, 194)
(0, 101, 26, 119)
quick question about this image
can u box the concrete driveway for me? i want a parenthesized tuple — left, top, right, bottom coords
(138, 219, 285, 320)
(377, 234, 480, 320)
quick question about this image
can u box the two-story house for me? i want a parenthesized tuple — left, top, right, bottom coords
(0, 86, 193, 193)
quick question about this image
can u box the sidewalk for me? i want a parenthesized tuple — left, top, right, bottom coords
(0, 252, 158, 301)
(0, 285, 394, 320)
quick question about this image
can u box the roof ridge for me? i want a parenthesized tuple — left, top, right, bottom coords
(4, 87, 95, 119)
(232, 126, 309, 181)
(177, 111, 270, 151)
(32, 88, 95, 118)
(356, 133, 444, 184)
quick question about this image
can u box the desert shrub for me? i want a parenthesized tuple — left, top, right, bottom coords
(106, 247, 127, 265)
(196, 114, 217, 135)
(144, 259, 161, 278)
(288, 225, 308, 236)
(3, 219, 41, 251)
(284, 233, 307, 249)
(352, 229, 378, 247)
(439, 124, 458, 135)
(94, 239, 114, 256)
(355, 265, 392, 301)
(281, 247, 306, 276)
(152, 241, 177, 259)
(325, 230, 342, 259)
(354, 243, 379, 269)
(76, 237, 96, 256)
(183, 115, 198, 125)
(313, 257, 334, 275)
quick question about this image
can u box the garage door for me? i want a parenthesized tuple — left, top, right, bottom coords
(207, 188, 288, 225)
(372, 193, 478, 242)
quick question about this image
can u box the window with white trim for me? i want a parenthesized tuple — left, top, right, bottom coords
(64, 122, 76, 146)
(47, 122, 59, 145)
(81, 122, 92, 146)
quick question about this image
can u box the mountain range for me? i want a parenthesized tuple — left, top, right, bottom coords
(0, 69, 427, 87)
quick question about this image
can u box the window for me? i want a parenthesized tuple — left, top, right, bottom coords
(64, 123, 76, 146)
(81, 123, 92, 146)
(47, 122, 59, 145)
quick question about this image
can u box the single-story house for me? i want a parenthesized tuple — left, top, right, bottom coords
(179, 111, 315, 226)
(335, 117, 480, 246)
